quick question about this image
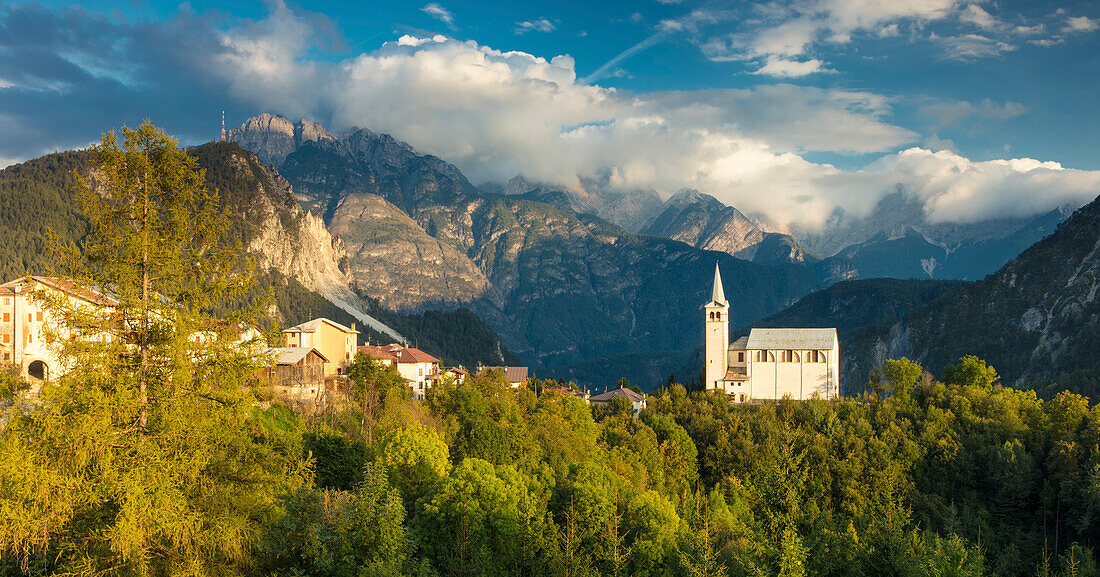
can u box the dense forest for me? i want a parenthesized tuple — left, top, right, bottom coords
(6, 353, 1099, 577)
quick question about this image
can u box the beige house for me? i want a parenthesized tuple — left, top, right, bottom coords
(283, 318, 359, 376)
(590, 387, 647, 417)
(704, 264, 840, 402)
(359, 343, 440, 399)
(0, 276, 119, 383)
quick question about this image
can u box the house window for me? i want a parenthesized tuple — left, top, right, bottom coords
(419, 368, 423, 376)
(2, 352, 8, 361)
(27, 333, 31, 343)
(28, 313, 32, 322)
(36, 311, 42, 322)
(2, 313, 8, 322)
(1, 298, 7, 305)
(737, 352, 744, 362)
(2, 334, 7, 343)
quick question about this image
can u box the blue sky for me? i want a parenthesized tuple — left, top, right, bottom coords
(1, 0, 1098, 228)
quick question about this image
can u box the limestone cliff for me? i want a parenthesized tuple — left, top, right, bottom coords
(191, 142, 402, 341)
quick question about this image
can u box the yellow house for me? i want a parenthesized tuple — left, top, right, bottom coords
(282, 318, 359, 376)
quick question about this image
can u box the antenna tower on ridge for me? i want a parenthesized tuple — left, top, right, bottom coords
(220, 111, 226, 142)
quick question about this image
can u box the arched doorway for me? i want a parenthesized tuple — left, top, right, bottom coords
(28, 360, 48, 380)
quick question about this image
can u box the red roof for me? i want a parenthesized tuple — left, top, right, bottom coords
(398, 347, 440, 364)
(361, 343, 439, 364)
(359, 345, 398, 363)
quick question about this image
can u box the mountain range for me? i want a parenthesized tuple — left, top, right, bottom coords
(4, 113, 1093, 392)
(229, 115, 822, 382)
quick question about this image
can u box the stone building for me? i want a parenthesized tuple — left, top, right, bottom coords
(704, 264, 840, 402)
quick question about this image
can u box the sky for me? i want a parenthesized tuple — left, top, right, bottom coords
(1, 0, 1098, 229)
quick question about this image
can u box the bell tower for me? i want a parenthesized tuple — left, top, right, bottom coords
(704, 262, 729, 391)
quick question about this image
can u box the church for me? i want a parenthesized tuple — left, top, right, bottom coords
(704, 264, 840, 402)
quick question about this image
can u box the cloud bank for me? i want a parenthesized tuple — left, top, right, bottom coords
(0, 3, 1098, 231)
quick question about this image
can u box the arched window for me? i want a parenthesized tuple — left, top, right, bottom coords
(709, 312, 714, 320)
(715, 312, 721, 321)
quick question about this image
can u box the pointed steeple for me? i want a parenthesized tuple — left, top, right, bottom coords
(710, 261, 726, 305)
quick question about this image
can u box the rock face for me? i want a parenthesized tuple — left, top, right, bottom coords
(639, 189, 812, 264)
(848, 192, 1100, 388)
(190, 142, 402, 341)
(228, 113, 335, 167)
(327, 192, 492, 311)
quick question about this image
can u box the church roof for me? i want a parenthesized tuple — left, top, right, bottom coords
(746, 328, 838, 350)
(728, 336, 749, 351)
(707, 262, 727, 307)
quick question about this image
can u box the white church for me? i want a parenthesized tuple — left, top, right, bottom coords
(704, 264, 840, 402)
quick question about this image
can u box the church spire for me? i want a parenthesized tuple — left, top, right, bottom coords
(711, 261, 726, 305)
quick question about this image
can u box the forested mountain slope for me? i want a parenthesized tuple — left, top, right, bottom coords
(849, 192, 1100, 395)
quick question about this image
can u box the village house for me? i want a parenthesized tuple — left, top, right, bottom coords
(446, 366, 468, 385)
(589, 386, 647, 417)
(475, 365, 529, 388)
(0, 276, 119, 384)
(542, 383, 591, 404)
(262, 347, 328, 413)
(282, 318, 359, 376)
(703, 264, 840, 402)
(359, 343, 440, 400)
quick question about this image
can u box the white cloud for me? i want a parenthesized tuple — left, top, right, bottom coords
(6, 3, 1094, 233)
(940, 33, 1015, 60)
(866, 148, 1100, 223)
(751, 56, 831, 77)
(1063, 15, 1099, 34)
(877, 23, 900, 38)
(514, 19, 556, 34)
(205, 21, 1100, 230)
(960, 4, 998, 30)
(919, 98, 1026, 125)
(421, 3, 457, 30)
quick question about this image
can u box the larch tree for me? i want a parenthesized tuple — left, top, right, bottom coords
(0, 123, 304, 576)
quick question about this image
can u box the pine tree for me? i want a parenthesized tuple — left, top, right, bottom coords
(0, 123, 304, 576)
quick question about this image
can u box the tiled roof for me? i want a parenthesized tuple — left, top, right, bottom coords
(1, 276, 119, 307)
(477, 366, 529, 383)
(590, 387, 646, 403)
(723, 367, 749, 381)
(359, 345, 398, 362)
(728, 336, 749, 350)
(273, 346, 327, 365)
(362, 343, 439, 364)
(400, 347, 440, 364)
(745, 328, 838, 350)
(283, 317, 359, 334)
(544, 384, 588, 399)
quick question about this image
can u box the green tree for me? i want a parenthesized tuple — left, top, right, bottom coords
(944, 355, 1000, 390)
(0, 123, 303, 575)
(376, 424, 451, 505)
